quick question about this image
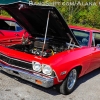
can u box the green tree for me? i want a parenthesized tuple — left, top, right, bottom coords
(87, 6, 100, 28)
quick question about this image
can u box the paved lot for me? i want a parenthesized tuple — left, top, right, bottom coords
(0, 69, 100, 100)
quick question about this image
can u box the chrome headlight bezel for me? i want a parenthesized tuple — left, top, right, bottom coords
(42, 64, 52, 76)
(32, 61, 41, 72)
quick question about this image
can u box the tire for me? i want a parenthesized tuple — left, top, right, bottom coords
(56, 69, 77, 95)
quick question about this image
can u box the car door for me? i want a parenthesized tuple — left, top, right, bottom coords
(88, 32, 100, 72)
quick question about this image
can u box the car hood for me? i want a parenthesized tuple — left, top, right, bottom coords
(0, 2, 79, 46)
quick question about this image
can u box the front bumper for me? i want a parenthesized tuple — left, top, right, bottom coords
(0, 63, 54, 88)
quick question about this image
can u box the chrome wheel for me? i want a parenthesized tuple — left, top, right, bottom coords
(67, 69, 77, 90)
(55, 68, 78, 95)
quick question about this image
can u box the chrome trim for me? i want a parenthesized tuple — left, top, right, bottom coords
(0, 53, 33, 72)
(0, 59, 32, 72)
(0, 63, 54, 88)
(0, 53, 55, 77)
(53, 70, 63, 82)
(0, 59, 54, 77)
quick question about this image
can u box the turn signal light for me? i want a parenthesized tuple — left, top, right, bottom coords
(35, 80, 42, 85)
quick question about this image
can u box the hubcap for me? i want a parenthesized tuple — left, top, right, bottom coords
(67, 69, 77, 90)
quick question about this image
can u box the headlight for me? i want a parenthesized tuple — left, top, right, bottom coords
(42, 64, 52, 75)
(32, 62, 41, 72)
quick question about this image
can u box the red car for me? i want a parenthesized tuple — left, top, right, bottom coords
(0, 2, 100, 95)
(0, 16, 29, 46)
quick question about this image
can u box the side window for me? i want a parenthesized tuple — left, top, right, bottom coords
(15, 23, 23, 31)
(0, 19, 23, 31)
(5, 20, 23, 31)
(93, 32, 100, 46)
(71, 29, 89, 46)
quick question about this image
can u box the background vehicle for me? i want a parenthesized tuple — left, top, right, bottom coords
(0, 16, 29, 46)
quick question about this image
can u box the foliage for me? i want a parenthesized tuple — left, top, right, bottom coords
(0, 10, 10, 16)
(1, 0, 100, 28)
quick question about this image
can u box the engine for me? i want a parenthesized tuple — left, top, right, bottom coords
(9, 37, 67, 58)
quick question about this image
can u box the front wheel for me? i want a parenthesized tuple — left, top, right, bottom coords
(56, 69, 77, 95)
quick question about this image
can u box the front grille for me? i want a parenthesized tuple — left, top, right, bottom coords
(0, 53, 33, 70)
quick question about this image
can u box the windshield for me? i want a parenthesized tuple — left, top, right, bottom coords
(71, 29, 89, 46)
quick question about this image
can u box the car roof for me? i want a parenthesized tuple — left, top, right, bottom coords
(69, 25, 100, 33)
(0, 15, 15, 21)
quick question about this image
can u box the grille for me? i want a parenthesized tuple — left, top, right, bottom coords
(0, 53, 33, 70)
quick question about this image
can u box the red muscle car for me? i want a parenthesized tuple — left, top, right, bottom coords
(0, 2, 100, 95)
(0, 15, 29, 46)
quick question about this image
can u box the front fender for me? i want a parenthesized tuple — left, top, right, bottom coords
(45, 47, 92, 83)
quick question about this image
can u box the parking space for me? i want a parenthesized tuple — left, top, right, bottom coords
(0, 69, 100, 100)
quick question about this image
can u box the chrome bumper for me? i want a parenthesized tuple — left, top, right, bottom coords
(0, 63, 54, 88)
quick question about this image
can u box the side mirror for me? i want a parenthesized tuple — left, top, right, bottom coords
(96, 44, 100, 48)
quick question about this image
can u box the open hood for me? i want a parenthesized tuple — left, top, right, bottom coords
(0, 2, 79, 46)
